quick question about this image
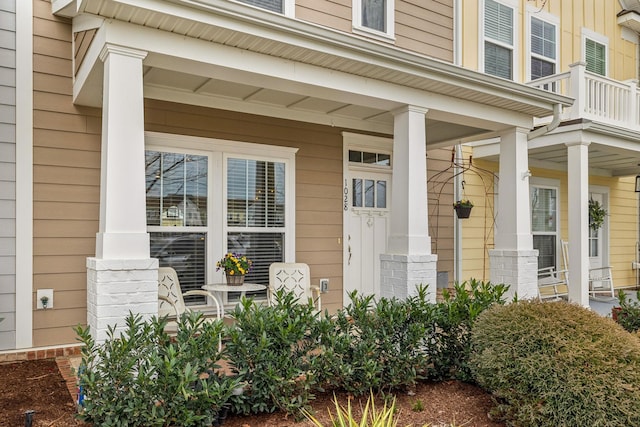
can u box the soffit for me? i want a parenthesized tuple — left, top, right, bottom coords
(69, 0, 571, 120)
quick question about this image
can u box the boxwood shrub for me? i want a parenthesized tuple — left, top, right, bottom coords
(470, 300, 640, 427)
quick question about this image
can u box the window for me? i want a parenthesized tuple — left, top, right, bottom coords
(234, 0, 294, 16)
(353, 0, 395, 39)
(585, 38, 606, 76)
(145, 136, 296, 307)
(484, 0, 514, 80)
(530, 185, 558, 270)
(530, 16, 556, 80)
(146, 151, 208, 302)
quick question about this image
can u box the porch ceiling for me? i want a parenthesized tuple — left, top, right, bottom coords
(472, 121, 640, 177)
(59, 0, 572, 145)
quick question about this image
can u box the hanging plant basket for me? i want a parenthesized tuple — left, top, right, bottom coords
(454, 200, 473, 219)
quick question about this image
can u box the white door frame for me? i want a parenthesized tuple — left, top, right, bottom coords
(342, 132, 393, 306)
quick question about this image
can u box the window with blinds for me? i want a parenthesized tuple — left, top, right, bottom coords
(227, 158, 286, 292)
(237, 0, 283, 13)
(146, 151, 208, 303)
(585, 38, 606, 76)
(484, 0, 514, 80)
(531, 186, 558, 270)
(530, 17, 556, 80)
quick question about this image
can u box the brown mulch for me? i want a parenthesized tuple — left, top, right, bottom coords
(0, 358, 504, 427)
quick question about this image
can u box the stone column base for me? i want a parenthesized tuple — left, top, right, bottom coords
(489, 249, 538, 300)
(87, 258, 159, 343)
(380, 254, 438, 302)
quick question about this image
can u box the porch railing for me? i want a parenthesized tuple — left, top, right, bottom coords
(527, 62, 640, 129)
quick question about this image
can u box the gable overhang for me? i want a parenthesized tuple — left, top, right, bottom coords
(56, 0, 572, 144)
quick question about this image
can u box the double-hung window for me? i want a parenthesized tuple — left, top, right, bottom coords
(530, 16, 557, 80)
(484, 0, 515, 80)
(353, 0, 395, 39)
(530, 184, 558, 270)
(145, 135, 296, 307)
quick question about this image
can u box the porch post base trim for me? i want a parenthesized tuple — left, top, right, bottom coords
(86, 257, 159, 343)
(489, 249, 538, 300)
(380, 254, 438, 302)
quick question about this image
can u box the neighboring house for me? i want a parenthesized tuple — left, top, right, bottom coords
(457, 0, 640, 306)
(1, 0, 570, 353)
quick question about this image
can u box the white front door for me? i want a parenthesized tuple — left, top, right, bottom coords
(344, 171, 391, 302)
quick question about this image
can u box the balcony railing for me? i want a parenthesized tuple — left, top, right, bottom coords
(527, 62, 640, 130)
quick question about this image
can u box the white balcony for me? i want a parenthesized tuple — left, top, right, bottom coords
(527, 62, 640, 131)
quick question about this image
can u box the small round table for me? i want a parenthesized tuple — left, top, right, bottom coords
(202, 283, 267, 312)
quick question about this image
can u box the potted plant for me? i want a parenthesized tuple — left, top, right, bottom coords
(588, 199, 607, 231)
(453, 199, 473, 219)
(216, 253, 252, 285)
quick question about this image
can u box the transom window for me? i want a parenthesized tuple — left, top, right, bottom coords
(145, 137, 295, 306)
(484, 0, 515, 80)
(348, 150, 390, 166)
(530, 16, 556, 80)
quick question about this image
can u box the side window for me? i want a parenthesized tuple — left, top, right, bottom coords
(484, 0, 514, 80)
(530, 186, 558, 270)
(353, 0, 395, 39)
(530, 16, 557, 80)
(585, 38, 607, 76)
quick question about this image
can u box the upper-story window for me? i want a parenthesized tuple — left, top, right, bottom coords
(353, 0, 395, 40)
(581, 28, 608, 76)
(484, 0, 515, 80)
(530, 16, 557, 80)
(236, 0, 294, 16)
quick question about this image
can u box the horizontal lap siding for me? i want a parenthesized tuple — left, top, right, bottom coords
(33, 0, 100, 347)
(145, 99, 346, 311)
(0, 0, 16, 350)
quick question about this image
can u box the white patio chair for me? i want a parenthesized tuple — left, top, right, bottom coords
(158, 267, 223, 350)
(268, 262, 321, 312)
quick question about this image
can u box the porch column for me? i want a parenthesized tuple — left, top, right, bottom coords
(87, 44, 158, 342)
(566, 141, 590, 307)
(381, 106, 437, 301)
(489, 127, 538, 300)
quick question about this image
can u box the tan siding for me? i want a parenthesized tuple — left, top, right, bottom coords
(33, 0, 101, 347)
(296, 0, 351, 33)
(396, 0, 454, 62)
(145, 99, 346, 312)
(74, 29, 96, 75)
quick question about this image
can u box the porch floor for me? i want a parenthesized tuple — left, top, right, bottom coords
(589, 289, 639, 317)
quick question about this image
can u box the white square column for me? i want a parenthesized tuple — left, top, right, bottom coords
(489, 127, 538, 300)
(381, 106, 437, 301)
(566, 141, 590, 307)
(87, 44, 158, 341)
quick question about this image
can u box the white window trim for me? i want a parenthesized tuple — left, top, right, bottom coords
(525, 6, 559, 82)
(479, 0, 520, 81)
(581, 28, 609, 76)
(145, 131, 298, 286)
(530, 177, 561, 268)
(229, 0, 295, 17)
(352, 0, 396, 42)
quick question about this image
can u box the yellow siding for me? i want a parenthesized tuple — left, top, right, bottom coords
(460, 157, 639, 290)
(462, 0, 637, 82)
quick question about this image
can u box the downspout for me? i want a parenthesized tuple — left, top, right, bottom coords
(527, 103, 562, 140)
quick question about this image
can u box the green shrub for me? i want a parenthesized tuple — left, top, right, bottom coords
(615, 289, 640, 332)
(224, 290, 322, 417)
(75, 312, 238, 427)
(314, 286, 435, 396)
(470, 300, 640, 427)
(429, 279, 508, 381)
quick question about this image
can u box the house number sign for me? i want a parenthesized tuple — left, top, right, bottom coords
(343, 179, 349, 211)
